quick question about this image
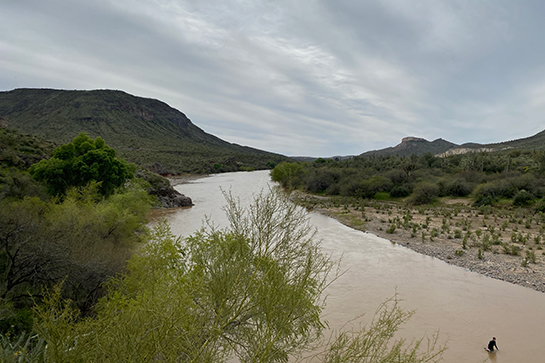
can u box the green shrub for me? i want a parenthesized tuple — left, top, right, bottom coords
(409, 182, 439, 205)
(386, 224, 396, 234)
(513, 190, 534, 206)
(390, 185, 411, 198)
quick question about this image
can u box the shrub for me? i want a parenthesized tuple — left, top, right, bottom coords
(445, 179, 473, 197)
(390, 185, 411, 198)
(409, 182, 439, 205)
(513, 189, 534, 206)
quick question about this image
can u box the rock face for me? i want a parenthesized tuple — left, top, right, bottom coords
(135, 168, 193, 208)
(152, 187, 193, 208)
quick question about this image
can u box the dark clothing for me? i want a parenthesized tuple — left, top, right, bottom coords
(488, 340, 498, 351)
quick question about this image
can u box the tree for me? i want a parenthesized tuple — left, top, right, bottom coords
(270, 162, 304, 189)
(29, 133, 135, 197)
(31, 190, 445, 363)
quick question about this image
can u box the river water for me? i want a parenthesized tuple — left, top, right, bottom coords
(150, 170, 545, 363)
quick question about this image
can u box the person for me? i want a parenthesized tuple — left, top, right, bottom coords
(487, 337, 499, 352)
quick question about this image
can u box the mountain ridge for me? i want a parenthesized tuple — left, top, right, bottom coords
(0, 88, 289, 174)
(359, 128, 545, 158)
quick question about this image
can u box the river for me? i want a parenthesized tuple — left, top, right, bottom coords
(150, 170, 545, 363)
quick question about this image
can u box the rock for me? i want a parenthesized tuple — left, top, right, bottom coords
(135, 168, 193, 208)
(153, 187, 193, 208)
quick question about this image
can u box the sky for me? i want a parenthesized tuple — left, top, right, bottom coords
(2, 0, 545, 157)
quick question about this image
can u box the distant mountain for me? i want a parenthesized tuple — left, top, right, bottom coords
(441, 129, 545, 156)
(360, 137, 459, 157)
(0, 88, 289, 174)
(359, 129, 545, 159)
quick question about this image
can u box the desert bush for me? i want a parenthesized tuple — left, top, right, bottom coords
(409, 182, 439, 205)
(513, 189, 534, 206)
(390, 185, 411, 198)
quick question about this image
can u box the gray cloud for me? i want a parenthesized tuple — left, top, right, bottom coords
(2, 0, 545, 156)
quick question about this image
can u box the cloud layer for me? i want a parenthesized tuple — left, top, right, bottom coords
(2, 0, 545, 156)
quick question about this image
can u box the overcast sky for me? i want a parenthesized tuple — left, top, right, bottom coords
(2, 0, 545, 157)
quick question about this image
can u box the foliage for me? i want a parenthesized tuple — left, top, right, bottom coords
(272, 148, 545, 208)
(29, 133, 136, 196)
(409, 182, 439, 205)
(0, 183, 153, 316)
(0, 128, 55, 170)
(27, 191, 444, 363)
(316, 297, 445, 363)
(513, 189, 534, 206)
(270, 162, 304, 189)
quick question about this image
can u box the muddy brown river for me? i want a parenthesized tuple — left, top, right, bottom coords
(150, 170, 545, 363)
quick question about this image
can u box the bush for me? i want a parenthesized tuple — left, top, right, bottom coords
(535, 198, 545, 212)
(445, 179, 473, 197)
(409, 182, 439, 205)
(390, 185, 411, 198)
(513, 189, 534, 206)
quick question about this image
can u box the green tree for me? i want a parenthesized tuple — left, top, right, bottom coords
(270, 162, 304, 189)
(29, 133, 135, 197)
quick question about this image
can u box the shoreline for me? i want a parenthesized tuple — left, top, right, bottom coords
(292, 193, 545, 294)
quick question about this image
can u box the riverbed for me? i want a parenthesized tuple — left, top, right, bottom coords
(150, 170, 545, 363)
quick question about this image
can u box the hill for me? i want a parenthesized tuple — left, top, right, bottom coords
(360, 137, 458, 157)
(360, 129, 545, 159)
(0, 88, 289, 174)
(441, 129, 545, 156)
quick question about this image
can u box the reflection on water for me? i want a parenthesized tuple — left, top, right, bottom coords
(149, 170, 545, 363)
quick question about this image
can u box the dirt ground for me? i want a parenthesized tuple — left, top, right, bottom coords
(291, 192, 545, 293)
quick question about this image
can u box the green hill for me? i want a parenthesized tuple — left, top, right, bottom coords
(0, 88, 289, 174)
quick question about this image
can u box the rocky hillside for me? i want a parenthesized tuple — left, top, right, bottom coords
(0, 88, 289, 174)
(360, 137, 458, 157)
(360, 128, 545, 158)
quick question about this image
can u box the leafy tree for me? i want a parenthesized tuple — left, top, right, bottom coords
(29, 133, 135, 197)
(270, 162, 304, 189)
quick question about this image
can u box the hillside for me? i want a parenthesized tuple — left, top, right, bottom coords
(443, 129, 545, 156)
(0, 88, 289, 174)
(360, 137, 458, 157)
(360, 129, 545, 158)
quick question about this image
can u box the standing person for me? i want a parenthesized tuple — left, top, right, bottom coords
(487, 337, 499, 352)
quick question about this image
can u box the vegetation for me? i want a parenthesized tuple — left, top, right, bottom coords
(275, 150, 545, 272)
(0, 130, 445, 362)
(0, 133, 154, 337)
(0, 89, 290, 174)
(29, 133, 136, 196)
(272, 150, 545, 207)
(0, 191, 444, 362)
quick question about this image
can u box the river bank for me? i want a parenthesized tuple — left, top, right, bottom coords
(291, 192, 545, 293)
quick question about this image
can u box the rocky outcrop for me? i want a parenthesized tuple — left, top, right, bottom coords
(152, 186, 193, 208)
(135, 168, 193, 208)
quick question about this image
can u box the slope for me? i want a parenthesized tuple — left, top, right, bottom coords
(0, 88, 288, 174)
(360, 137, 459, 157)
